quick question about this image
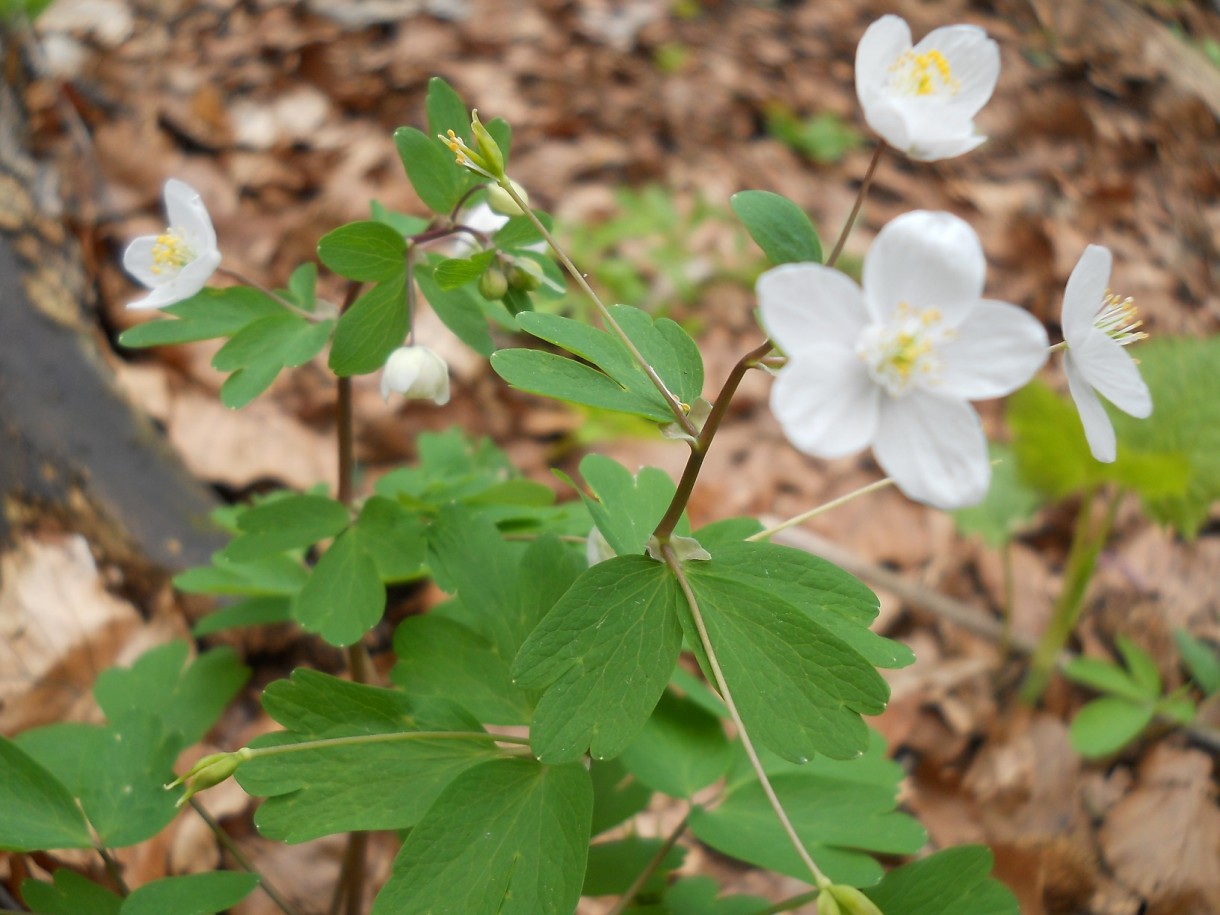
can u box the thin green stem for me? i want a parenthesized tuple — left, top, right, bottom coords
(405, 242, 417, 345)
(1021, 488, 1119, 703)
(497, 179, 698, 438)
(605, 811, 690, 915)
(242, 730, 529, 763)
(825, 140, 886, 269)
(190, 800, 302, 915)
(747, 476, 897, 542)
(662, 546, 827, 888)
(95, 843, 129, 896)
(217, 266, 317, 320)
(653, 339, 774, 542)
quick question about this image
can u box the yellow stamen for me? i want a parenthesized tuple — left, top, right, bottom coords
(1095, 290, 1147, 347)
(891, 48, 958, 98)
(858, 302, 952, 396)
(150, 229, 194, 276)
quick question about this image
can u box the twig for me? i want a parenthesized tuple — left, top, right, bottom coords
(190, 800, 302, 915)
(604, 811, 690, 915)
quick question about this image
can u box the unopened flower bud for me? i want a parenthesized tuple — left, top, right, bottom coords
(827, 885, 884, 915)
(166, 750, 248, 808)
(479, 267, 509, 301)
(817, 890, 843, 915)
(487, 180, 529, 217)
(470, 109, 505, 179)
(507, 258, 543, 292)
(380, 345, 451, 405)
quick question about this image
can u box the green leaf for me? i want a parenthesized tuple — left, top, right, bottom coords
(589, 757, 652, 836)
(395, 125, 463, 215)
(291, 527, 385, 646)
(1069, 696, 1155, 758)
(210, 313, 334, 407)
(864, 845, 1018, 915)
(571, 453, 678, 557)
(1009, 380, 1105, 499)
(21, 871, 122, 915)
(0, 736, 92, 851)
(79, 712, 181, 847)
(1062, 656, 1151, 702)
(664, 877, 770, 915)
(619, 688, 731, 798)
(223, 493, 351, 562)
(192, 595, 293, 636)
(492, 349, 671, 421)
(328, 274, 409, 376)
(425, 76, 471, 143)
(371, 758, 592, 915)
(117, 287, 283, 348)
(684, 554, 890, 762)
(583, 838, 685, 896)
(611, 305, 704, 405)
(93, 641, 249, 746)
(238, 671, 500, 842)
(953, 443, 1045, 547)
(512, 556, 684, 763)
(219, 360, 282, 410)
(318, 220, 407, 282)
(392, 615, 534, 724)
(371, 200, 431, 236)
(435, 249, 497, 289)
(1115, 635, 1161, 695)
(493, 211, 551, 249)
(174, 553, 308, 597)
(415, 262, 495, 356)
(284, 262, 317, 312)
(1175, 628, 1220, 695)
(689, 734, 925, 884)
(1110, 337, 1220, 536)
(119, 873, 260, 915)
(730, 190, 822, 265)
(354, 495, 428, 582)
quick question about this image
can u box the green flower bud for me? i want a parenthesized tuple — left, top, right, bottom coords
(166, 749, 249, 808)
(817, 889, 843, 915)
(471, 109, 505, 179)
(507, 257, 543, 292)
(479, 267, 509, 300)
(828, 885, 884, 915)
(487, 180, 529, 216)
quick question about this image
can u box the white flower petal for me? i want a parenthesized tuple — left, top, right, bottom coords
(757, 263, 869, 357)
(855, 15, 913, 106)
(864, 211, 984, 325)
(873, 392, 989, 509)
(938, 299, 1048, 399)
(166, 249, 221, 302)
(1065, 350, 1116, 462)
(1061, 245, 1111, 346)
(127, 282, 187, 311)
(380, 345, 451, 405)
(770, 352, 880, 459)
(905, 126, 987, 162)
(860, 98, 913, 153)
(1073, 330, 1152, 418)
(913, 25, 999, 116)
(122, 235, 165, 287)
(164, 179, 217, 251)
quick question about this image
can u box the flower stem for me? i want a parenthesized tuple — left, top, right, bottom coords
(605, 811, 690, 915)
(747, 476, 898, 542)
(242, 730, 529, 762)
(653, 339, 774, 543)
(662, 546, 828, 888)
(496, 178, 698, 439)
(1020, 487, 1119, 703)
(190, 799, 302, 915)
(825, 140, 886, 269)
(95, 843, 129, 896)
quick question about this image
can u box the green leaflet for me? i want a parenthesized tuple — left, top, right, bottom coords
(237, 671, 500, 842)
(730, 189, 822, 265)
(512, 556, 684, 763)
(291, 526, 384, 647)
(328, 273, 409, 376)
(117, 286, 283, 348)
(863, 845, 1018, 915)
(0, 737, 93, 851)
(371, 758, 592, 915)
(317, 220, 406, 282)
(222, 493, 350, 563)
(21, 870, 122, 915)
(618, 688, 732, 798)
(119, 873, 260, 915)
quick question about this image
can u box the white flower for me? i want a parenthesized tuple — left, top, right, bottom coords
(1060, 245, 1152, 463)
(758, 210, 1048, 510)
(123, 179, 221, 310)
(855, 15, 1000, 161)
(379, 345, 451, 405)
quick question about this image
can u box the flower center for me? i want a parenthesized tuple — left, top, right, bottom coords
(150, 229, 195, 276)
(1095, 290, 1146, 347)
(889, 48, 958, 98)
(857, 303, 952, 396)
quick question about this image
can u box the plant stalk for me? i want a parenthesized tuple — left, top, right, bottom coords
(605, 811, 690, 915)
(190, 800, 302, 915)
(824, 140, 886, 269)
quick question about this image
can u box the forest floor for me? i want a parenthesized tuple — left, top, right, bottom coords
(3, 0, 1220, 912)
